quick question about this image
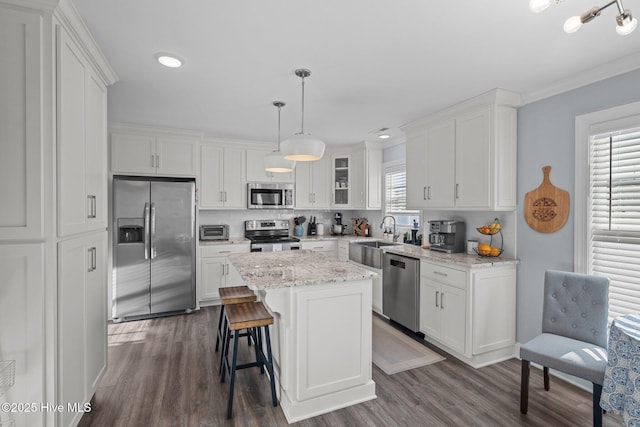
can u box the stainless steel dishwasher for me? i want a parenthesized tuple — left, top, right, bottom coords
(382, 252, 420, 332)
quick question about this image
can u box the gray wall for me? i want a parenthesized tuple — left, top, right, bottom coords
(516, 68, 640, 343)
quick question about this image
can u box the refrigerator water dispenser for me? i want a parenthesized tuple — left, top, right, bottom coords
(117, 219, 144, 244)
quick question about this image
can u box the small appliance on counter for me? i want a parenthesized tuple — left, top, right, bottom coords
(428, 220, 466, 253)
(332, 212, 346, 235)
(294, 216, 306, 237)
(199, 224, 229, 241)
(307, 216, 317, 236)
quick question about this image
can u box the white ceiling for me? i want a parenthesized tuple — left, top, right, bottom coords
(73, 0, 640, 147)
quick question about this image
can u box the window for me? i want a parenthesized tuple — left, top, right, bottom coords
(384, 162, 419, 228)
(575, 102, 640, 320)
(590, 127, 640, 318)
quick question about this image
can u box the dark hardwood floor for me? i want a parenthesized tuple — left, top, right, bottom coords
(79, 306, 621, 427)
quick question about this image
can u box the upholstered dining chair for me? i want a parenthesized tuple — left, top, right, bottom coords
(520, 270, 609, 427)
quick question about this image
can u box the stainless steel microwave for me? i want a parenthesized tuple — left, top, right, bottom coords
(247, 183, 294, 209)
(199, 224, 229, 241)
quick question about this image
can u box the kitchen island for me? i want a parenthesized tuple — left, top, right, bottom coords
(228, 250, 377, 423)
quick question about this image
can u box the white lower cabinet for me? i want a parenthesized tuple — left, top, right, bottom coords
(419, 260, 516, 368)
(337, 240, 349, 261)
(199, 243, 250, 304)
(58, 231, 107, 427)
(301, 240, 337, 259)
(419, 265, 466, 354)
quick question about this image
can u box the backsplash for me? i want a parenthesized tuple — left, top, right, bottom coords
(199, 209, 338, 237)
(198, 208, 517, 258)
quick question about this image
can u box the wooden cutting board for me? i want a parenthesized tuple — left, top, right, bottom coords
(524, 166, 570, 233)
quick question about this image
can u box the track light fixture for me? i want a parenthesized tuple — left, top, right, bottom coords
(529, 0, 637, 35)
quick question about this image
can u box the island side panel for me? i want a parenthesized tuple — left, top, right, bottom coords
(296, 280, 373, 400)
(262, 279, 376, 423)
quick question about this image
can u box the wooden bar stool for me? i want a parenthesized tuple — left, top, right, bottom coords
(216, 286, 257, 375)
(220, 301, 277, 419)
(216, 286, 256, 352)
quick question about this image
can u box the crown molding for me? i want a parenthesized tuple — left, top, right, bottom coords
(522, 52, 640, 105)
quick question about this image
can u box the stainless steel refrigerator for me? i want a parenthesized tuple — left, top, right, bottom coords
(112, 176, 196, 320)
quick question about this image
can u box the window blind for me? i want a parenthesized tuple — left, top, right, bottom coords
(590, 127, 640, 319)
(385, 169, 417, 215)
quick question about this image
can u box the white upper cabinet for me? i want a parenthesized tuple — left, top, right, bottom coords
(199, 144, 246, 209)
(58, 26, 108, 236)
(365, 144, 383, 210)
(329, 143, 382, 210)
(110, 126, 199, 176)
(406, 119, 456, 209)
(246, 148, 295, 183)
(403, 89, 520, 211)
(0, 8, 44, 240)
(331, 155, 352, 208)
(295, 156, 330, 209)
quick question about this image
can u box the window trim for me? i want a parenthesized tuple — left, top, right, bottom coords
(574, 100, 640, 274)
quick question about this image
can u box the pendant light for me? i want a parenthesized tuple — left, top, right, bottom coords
(264, 101, 296, 173)
(280, 69, 326, 161)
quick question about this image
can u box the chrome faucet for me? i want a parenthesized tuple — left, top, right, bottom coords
(380, 215, 399, 242)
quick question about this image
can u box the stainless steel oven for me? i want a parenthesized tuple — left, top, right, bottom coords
(245, 220, 300, 252)
(247, 183, 294, 209)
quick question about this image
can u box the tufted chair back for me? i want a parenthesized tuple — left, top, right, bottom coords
(542, 270, 609, 349)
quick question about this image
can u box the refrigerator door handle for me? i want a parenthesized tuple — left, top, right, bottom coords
(144, 202, 150, 260)
(150, 202, 157, 259)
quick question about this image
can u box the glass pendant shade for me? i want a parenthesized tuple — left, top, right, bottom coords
(280, 69, 325, 162)
(264, 100, 296, 173)
(564, 15, 583, 33)
(264, 150, 295, 172)
(281, 133, 325, 161)
(529, 0, 551, 13)
(616, 13, 638, 35)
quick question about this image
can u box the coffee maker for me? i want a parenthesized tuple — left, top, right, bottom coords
(428, 220, 466, 253)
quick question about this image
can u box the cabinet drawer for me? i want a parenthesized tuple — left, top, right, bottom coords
(201, 243, 250, 258)
(420, 261, 466, 290)
(301, 240, 337, 251)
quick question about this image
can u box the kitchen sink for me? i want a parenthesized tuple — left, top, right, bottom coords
(349, 240, 400, 269)
(352, 241, 398, 248)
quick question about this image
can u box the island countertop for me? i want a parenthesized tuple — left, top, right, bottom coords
(228, 250, 377, 290)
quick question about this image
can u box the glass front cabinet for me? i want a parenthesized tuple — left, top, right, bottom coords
(332, 155, 350, 207)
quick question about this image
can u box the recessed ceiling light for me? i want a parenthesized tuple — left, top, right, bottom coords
(155, 53, 183, 68)
(378, 134, 391, 139)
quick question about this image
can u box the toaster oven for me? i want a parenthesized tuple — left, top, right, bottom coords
(200, 224, 229, 241)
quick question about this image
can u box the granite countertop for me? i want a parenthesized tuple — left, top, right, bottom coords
(228, 250, 377, 290)
(383, 244, 519, 269)
(298, 235, 374, 242)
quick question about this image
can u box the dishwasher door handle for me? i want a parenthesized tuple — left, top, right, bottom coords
(390, 259, 405, 269)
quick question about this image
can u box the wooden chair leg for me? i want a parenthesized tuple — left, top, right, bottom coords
(543, 366, 550, 391)
(521, 360, 530, 414)
(593, 383, 603, 427)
